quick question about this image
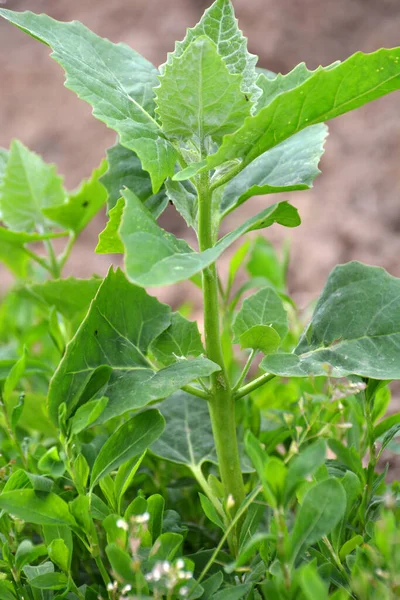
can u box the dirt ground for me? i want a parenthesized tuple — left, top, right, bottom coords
(1, 1, 400, 461)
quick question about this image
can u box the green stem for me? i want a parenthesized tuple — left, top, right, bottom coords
(197, 171, 245, 517)
(44, 239, 61, 278)
(235, 372, 275, 400)
(22, 246, 52, 274)
(233, 349, 257, 392)
(58, 232, 76, 272)
(181, 384, 210, 401)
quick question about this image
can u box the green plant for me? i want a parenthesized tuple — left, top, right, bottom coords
(0, 1, 400, 598)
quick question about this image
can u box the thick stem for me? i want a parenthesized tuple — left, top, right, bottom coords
(197, 172, 245, 515)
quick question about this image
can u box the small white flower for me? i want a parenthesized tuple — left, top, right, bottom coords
(180, 587, 189, 596)
(135, 511, 150, 524)
(162, 560, 170, 572)
(121, 585, 132, 594)
(176, 558, 185, 570)
(116, 518, 129, 531)
(226, 494, 235, 510)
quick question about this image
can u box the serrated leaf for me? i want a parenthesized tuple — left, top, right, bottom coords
(0, 140, 65, 232)
(163, 0, 260, 104)
(174, 47, 400, 180)
(95, 197, 125, 253)
(101, 142, 168, 216)
(48, 268, 219, 423)
(0, 10, 177, 192)
(239, 325, 281, 354)
(156, 36, 250, 144)
(91, 410, 165, 488)
(0, 490, 75, 526)
(220, 124, 327, 215)
(256, 63, 318, 111)
(233, 287, 288, 344)
(116, 189, 299, 286)
(262, 262, 400, 379)
(150, 312, 204, 366)
(42, 159, 108, 233)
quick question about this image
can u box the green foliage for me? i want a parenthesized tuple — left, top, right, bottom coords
(1, 1, 400, 598)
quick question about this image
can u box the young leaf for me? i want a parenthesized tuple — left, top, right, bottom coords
(150, 312, 204, 366)
(42, 159, 108, 233)
(289, 478, 346, 563)
(284, 439, 327, 503)
(115, 189, 299, 287)
(15, 540, 47, 573)
(233, 286, 288, 342)
(29, 572, 68, 591)
(147, 494, 165, 542)
(156, 36, 250, 144)
(199, 493, 225, 530)
(90, 409, 165, 488)
(69, 397, 108, 436)
(165, 178, 198, 229)
(0, 490, 76, 526)
(239, 325, 281, 354)
(114, 452, 146, 512)
(174, 47, 400, 180)
(3, 348, 26, 403)
(106, 543, 137, 585)
(47, 539, 70, 574)
(262, 262, 400, 379)
(220, 124, 327, 215)
(163, 0, 260, 104)
(101, 142, 168, 216)
(0, 10, 177, 192)
(96, 197, 125, 254)
(149, 532, 183, 563)
(0, 140, 65, 232)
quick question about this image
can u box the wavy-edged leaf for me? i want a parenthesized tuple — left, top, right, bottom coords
(220, 124, 327, 215)
(100, 142, 168, 216)
(163, 0, 260, 105)
(0, 140, 65, 232)
(150, 312, 204, 366)
(43, 160, 108, 233)
(262, 262, 400, 379)
(0, 9, 177, 192)
(174, 47, 400, 180)
(96, 197, 125, 253)
(116, 189, 299, 286)
(48, 268, 219, 423)
(256, 63, 318, 111)
(156, 36, 250, 144)
(233, 286, 288, 343)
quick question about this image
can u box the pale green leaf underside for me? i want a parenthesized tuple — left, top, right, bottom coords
(162, 0, 260, 104)
(115, 189, 300, 287)
(150, 312, 204, 367)
(262, 262, 400, 379)
(165, 178, 198, 229)
(100, 142, 168, 217)
(233, 286, 288, 342)
(1, 140, 65, 232)
(239, 325, 281, 354)
(0, 9, 177, 192)
(43, 160, 108, 233)
(48, 269, 219, 423)
(156, 36, 250, 143)
(175, 47, 400, 180)
(220, 124, 328, 215)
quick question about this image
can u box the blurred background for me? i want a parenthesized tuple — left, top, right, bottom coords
(1, 0, 400, 307)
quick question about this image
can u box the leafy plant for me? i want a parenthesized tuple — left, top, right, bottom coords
(0, 1, 400, 598)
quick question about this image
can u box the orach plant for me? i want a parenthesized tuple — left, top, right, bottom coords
(0, 1, 400, 599)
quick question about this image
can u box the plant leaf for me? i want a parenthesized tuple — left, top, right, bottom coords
(261, 262, 400, 379)
(0, 140, 65, 232)
(100, 142, 168, 216)
(233, 286, 288, 342)
(116, 189, 299, 286)
(0, 490, 75, 526)
(174, 47, 400, 180)
(70, 397, 109, 435)
(96, 197, 125, 253)
(165, 178, 198, 229)
(48, 268, 219, 423)
(156, 36, 250, 144)
(255, 63, 322, 111)
(91, 410, 165, 488)
(239, 325, 281, 354)
(163, 0, 260, 104)
(29, 572, 68, 590)
(284, 439, 327, 503)
(220, 124, 327, 215)
(42, 160, 108, 233)
(0, 9, 177, 192)
(150, 312, 204, 366)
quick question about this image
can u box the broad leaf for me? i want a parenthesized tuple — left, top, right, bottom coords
(0, 9, 177, 192)
(220, 124, 327, 215)
(156, 36, 250, 144)
(0, 140, 65, 232)
(239, 325, 281, 354)
(256, 63, 319, 111)
(100, 142, 168, 216)
(15, 540, 47, 573)
(233, 286, 288, 343)
(91, 410, 165, 488)
(174, 47, 400, 180)
(150, 312, 204, 366)
(43, 160, 108, 233)
(0, 490, 75, 526)
(163, 0, 260, 104)
(262, 262, 400, 379)
(48, 268, 219, 423)
(113, 189, 299, 287)
(29, 572, 68, 590)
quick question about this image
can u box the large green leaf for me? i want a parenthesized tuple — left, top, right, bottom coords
(90, 409, 165, 488)
(220, 124, 327, 215)
(233, 286, 288, 342)
(100, 142, 168, 216)
(113, 189, 299, 287)
(262, 262, 400, 379)
(0, 490, 75, 526)
(0, 9, 177, 192)
(163, 0, 260, 105)
(174, 47, 400, 180)
(43, 160, 108, 233)
(48, 269, 219, 423)
(0, 140, 65, 232)
(156, 36, 250, 144)
(150, 312, 204, 366)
